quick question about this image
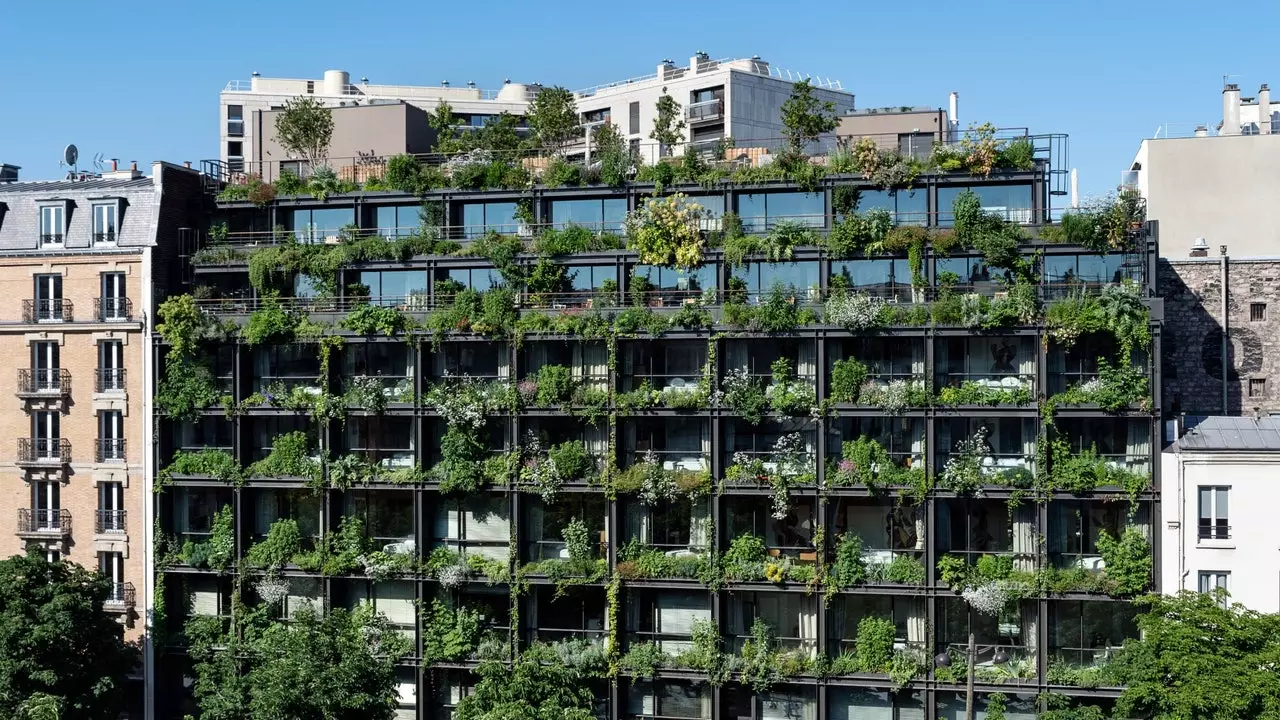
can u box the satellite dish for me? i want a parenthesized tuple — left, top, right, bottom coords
(63, 144, 79, 168)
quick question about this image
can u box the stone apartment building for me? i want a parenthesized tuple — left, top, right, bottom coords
(0, 160, 202, 716)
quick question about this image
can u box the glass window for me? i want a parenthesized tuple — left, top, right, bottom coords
(374, 205, 418, 237)
(1198, 486, 1230, 540)
(845, 188, 927, 226)
(39, 205, 65, 246)
(549, 198, 627, 232)
(92, 204, 118, 243)
(569, 265, 618, 291)
(460, 201, 520, 238)
(938, 184, 1033, 226)
(832, 259, 902, 296)
(291, 207, 354, 243)
(441, 267, 505, 291)
(737, 191, 823, 232)
(734, 261, 820, 296)
(359, 270, 428, 305)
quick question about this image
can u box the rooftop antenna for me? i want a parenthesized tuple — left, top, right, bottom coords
(1224, 73, 1239, 88)
(92, 153, 106, 172)
(59, 144, 79, 171)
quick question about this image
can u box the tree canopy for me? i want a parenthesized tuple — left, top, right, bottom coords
(780, 79, 838, 155)
(185, 603, 410, 720)
(0, 552, 139, 720)
(527, 86, 580, 155)
(454, 643, 601, 720)
(650, 93, 686, 154)
(1109, 590, 1280, 720)
(274, 96, 334, 166)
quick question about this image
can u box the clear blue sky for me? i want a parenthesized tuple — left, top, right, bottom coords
(3, 0, 1274, 200)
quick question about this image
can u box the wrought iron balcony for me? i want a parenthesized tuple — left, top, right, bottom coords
(95, 509, 127, 534)
(16, 368, 71, 398)
(96, 438, 126, 463)
(96, 368, 126, 393)
(95, 297, 132, 322)
(23, 298, 72, 323)
(17, 438, 70, 465)
(17, 508, 71, 537)
(104, 581, 136, 609)
(93, 231, 117, 245)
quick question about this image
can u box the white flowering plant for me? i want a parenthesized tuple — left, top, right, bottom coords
(940, 427, 991, 495)
(825, 292, 887, 331)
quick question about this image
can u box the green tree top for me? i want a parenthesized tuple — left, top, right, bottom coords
(650, 93, 686, 154)
(527, 86, 580, 156)
(428, 101, 467, 154)
(0, 552, 139, 720)
(780, 79, 838, 155)
(273, 96, 334, 166)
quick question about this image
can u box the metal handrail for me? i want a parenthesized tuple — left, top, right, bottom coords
(23, 298, 72, 323)
(17, 508, 70, 534)
(17, 438, 70, 463)
(95, 297, 133, 321)
(105, 582, 136, 608)
(17, 368, 70, 396)
(96, 509, 127, 534)
(96, 438, 126, 463)
(96, 368, 126, 393)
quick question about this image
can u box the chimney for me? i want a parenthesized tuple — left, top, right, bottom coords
(130, 161, 137, 172)
(1194, 125, 1208, 137)
(184, 161, 192, 169)
(103, 160, 143, 181)
(1190, 237, 1210, 257)
(1222, 83, 1242, 135)
(948, 92, 959, 138)
(1260, 84, 1272, 135)
(0, 164, 18, 182)
(110, 159, 118, 172)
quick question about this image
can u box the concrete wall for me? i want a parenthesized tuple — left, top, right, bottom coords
(836, 109, 948, 144)
(1145, 135, 1280, 258)
(1159, 257, 1280, 416)
(253, 102, 433, 165)
(1161, 450, 1280, 612)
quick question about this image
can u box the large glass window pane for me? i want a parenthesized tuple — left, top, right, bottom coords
(897, 188, 928, 225)
(737, 193, 766, 233)
(761, 191, 823, 226)
(832, 259, 899, 295)
(603, 199, 627, 231)
(735, 261, 819, 296)
(938, 184, 1033, 226)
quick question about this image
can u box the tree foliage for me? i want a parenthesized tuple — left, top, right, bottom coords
(273, 96, 334, 166)
(1110, 590, 1280, 720)
(185, 603, 410, 720)
(454, 648, 597, 720)
(650, 93, 686, 153)
(780, 79, 838, 155)
(0, 552, 139, 720)
(527, 86, 580, 155)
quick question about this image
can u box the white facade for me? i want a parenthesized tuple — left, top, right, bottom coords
(218, 56, 854, 166)
(1161, 418, 1280, 612)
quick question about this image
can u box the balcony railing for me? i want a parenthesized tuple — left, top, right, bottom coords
(95, 297, 133, 322)
(105, 582, 136, 609)
(93, 231, 117, 245)
(17, 508, 71, 536)
(96, 509, 127, 534)
(18, 438, 70, 464)
(96, 368, 126, 393)
(40, 233, 64, 246)
(23, 298, 72, 323)
(96, 438, 126, 463)
(16, 368, 71, 397)
(687, 98, 724, 123)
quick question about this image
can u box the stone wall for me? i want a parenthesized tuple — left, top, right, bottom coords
(1160, 257, 1280, 415)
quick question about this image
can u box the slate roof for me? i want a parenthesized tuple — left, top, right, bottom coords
(1173, 416, 1280, 451)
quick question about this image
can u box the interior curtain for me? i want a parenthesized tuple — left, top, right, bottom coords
(727, 341, 748, 372)
(432, 350, 445, 378)
(528, 344, 548, 376)
(908, 419, 925, 467)
(585, 423, 607, 464)
(799, 603, 818, 657)
(1017, 337, 1035, 384)
(1012, 504, 1036, 572)
(527, 502, 545, 556)
(830, 596, 846, 642)
(624, 502, 648, 543)
(1021, 601, 1039, 658)
(906, 597, 927, 647)
(571, 344, 584, 383)
(1048, 344, 1065, 375)
(585, 342, 608, 390)
(1126, 421, 1151, 472)
(910, 340, 925, 377)
(255, 350, 271, 393)
(700, 421, 711, 467)
(256, 491, 278, 535)
(699, 687, 712, 719)
(1021, 421, 1035, 468)
(689, 501, 710, 549)
(797, 341, 816, 383)
(496, 343, 510, 380)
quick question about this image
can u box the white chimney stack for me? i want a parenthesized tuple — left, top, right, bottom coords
(948, 91, 959, 136)
(1260, 84, 1272, 135)
(1222, 83, 1242, 135)
(1070, 168, 1079, 209)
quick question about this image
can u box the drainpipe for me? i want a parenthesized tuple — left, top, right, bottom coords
(1221, 246, 1229, 414)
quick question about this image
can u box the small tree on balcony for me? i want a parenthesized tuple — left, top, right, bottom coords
(527, 86, 579, 156)
(0, 551, 139, 720)
(650, 93, 686, 156)
(273, 96, 334, 167)
(780, 79, 838, 157)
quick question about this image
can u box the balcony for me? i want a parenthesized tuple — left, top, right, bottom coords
(17, 508, 71, 538)
(93, 231, 117, 245)
(104, 581, 136, 610)
(686, 98, 724, 124)
(96, 368, 126, 393)
(23, 298, 72, 323)
(17, 438, 70, 466)
(96, 438, 126, 463)
(95, 297, 132, 322)
(16, 368, 71, 398)
(96, 509, 127, 534)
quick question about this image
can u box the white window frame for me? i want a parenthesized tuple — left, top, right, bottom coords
(1199, 571, 1229, 606)
(1198, 486, 1230, 541)
(92, 202, 119, 245)
(39, 204, 66, 247)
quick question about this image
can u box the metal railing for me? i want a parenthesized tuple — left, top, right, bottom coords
(17, 508, 70, 535)
(105, 582, 136, 608)
(935, 372, 1035, 393)
(95, 297, 132, 321)
(17, 438, 70, 463)
(96, 509, 127, 534)
(16, 368, 70, 396)
(1198, 522, 1231, 541)
(687, 98, 724, 122)
(96, 368, 126, 393)
(40, 233, 64, 246)
(96, 438, 126, 463)
(93, 231, 116, 245)
(23, 298, 72, 323)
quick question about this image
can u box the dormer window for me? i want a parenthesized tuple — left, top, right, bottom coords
(39, 205, 65, 247)
(92, 202, 118, 245)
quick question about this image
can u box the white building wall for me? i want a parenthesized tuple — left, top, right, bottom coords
(1161, 449, 1280, 611)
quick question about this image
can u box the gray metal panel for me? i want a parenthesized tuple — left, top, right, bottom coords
(0, 178, 157, 252)
(1174, 415, 1280, 451)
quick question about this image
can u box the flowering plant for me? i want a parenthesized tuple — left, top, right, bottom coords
(825, 292, 886, 330)
(625, 193, 708, 269)
(637, 450, 678, 506)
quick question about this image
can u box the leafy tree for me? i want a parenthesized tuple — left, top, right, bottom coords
(1109, 590, 1280, 720)
(428, 101, 468, 154)
(590, 122, 630, 185)
(527, 86, 580, 155)
(780, 79, 838, 156)
(650, 93, 686, 155)
(186, 604, 411, 720)
(454, 648, 597, 720)
(473, 112, 524, 154)
(273, 96, 334, 166)
(0, 551, 139, 720)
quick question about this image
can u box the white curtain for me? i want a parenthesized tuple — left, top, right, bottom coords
(571, 344, 584, 384)
(829, 690, 892, 720)
(1126, 421, 1151, 473)
(905, 597, 927, 647)
(496, 343, 510, 380)
(689, 500, 710, 549)
(1021, 421, 1036, 469)
(466, 497, 510, 560)
(761, 691, 816, 720)
(657, 593, 710, 652)
(908, 419, 925, 469)
(256, 491, 278, 536)
(909, 340, 925, 377)
(190, 577, 220, 616)
(527, 344, 548, 376)
(432, 503, 460, 548)
(727, 341, 748, 373)
(1021, 602, 1038, 658)
(1017, 337, 1035, 385)
(797, 341, 816, 383)
(699, 421, 711, 466)
(799, 605, 818, 658)
(585, 423, 608, 465)
(585, 343, 608, 390)
(527, 502, 545, 551)
(625, 503, 648, 543)
(1012, 504, 1036, 572)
